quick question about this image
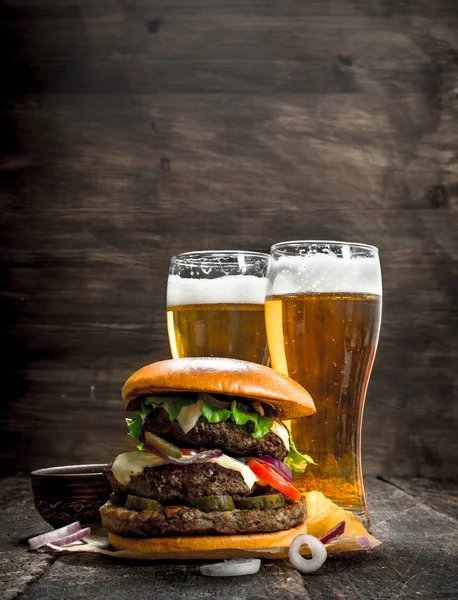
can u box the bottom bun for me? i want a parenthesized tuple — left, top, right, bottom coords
(108, 519, 308, 560)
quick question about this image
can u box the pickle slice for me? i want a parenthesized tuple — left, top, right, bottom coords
(109, 492, 126, 506)
(235, 494, 286, 510)
(144, 431, 183, 459)
(190, 495, 235, 512)
(125, 494, 164, 511)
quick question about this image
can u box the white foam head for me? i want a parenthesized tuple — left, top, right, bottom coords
(167, 275, 268, 307)
(267, 252, 382, 296)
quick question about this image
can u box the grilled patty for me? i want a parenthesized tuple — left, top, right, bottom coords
(142, 408, 287, 461)
(100, 497, 306, 537)
(106, 462, 260, 503)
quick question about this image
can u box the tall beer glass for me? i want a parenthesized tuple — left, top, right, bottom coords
(167, 251, 270, 364)
(265, 241, 382, 524)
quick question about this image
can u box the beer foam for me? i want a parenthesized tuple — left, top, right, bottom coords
(267, 254, 382, 296)
(167, 275, 268, 307)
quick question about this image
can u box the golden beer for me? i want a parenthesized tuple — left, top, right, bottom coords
(167, 251, 270, 365)
(266, 242, 382, 523)
(167, 303, 268, 363)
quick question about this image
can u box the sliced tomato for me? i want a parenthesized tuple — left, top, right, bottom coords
(248, 459, 302, 502)
(180, 448, 199, 456)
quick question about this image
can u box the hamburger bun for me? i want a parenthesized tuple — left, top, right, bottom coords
(107, 517, 308, 560)
(122, 357, 315, 420)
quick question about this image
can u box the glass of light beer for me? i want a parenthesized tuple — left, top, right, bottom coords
(167, 251, 270, 364)
(265, 241, 382, 524)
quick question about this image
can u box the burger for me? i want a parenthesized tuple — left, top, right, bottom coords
(100, 357, 316, 559)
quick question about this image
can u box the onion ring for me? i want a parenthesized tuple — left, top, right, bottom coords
(357, 535, 372, 549)
(289, 534, 327, 574)
(28, 522, 82, 550)
(43, 527, 91, 550)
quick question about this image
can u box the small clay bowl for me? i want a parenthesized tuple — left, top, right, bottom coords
(31, 464, 111, 528)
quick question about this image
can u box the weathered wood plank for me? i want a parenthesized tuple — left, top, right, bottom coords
(3, 10, 452, 72)
(2, 91, 456, 212)
(2, 0, 458, 96)
(0, 475, 56, 600)
(381, 477, 458, 520)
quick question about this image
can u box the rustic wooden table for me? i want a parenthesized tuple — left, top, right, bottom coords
(2, 475, 456, 600)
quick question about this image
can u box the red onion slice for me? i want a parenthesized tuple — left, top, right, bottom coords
(43, 527, 91, 550)
(198, 393, 232, 409)
(255, 456, 293, 482)
(200, 558, 261, 577)
(356, 535, 372, 549)
(289, 534, 327, 574)
(325, 532, 376, 551)
(320, 520, 346, 544)
(144, 443, 222, 465)
(28, 521, 82, 550)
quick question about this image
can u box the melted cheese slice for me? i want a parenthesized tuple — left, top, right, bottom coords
(112, 451, 167, 485)
(111, 450, 259, 489)
(176, 400, 203, 433)
(207, 455, 259, 489)
(271, 419, 290, 452)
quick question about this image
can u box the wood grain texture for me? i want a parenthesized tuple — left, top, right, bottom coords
(0, 0, 457, 476)
(381, 476, 458, 519)
(0, 475, 55, 600)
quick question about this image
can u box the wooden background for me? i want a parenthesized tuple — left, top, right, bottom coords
(1, 0, 457, 479)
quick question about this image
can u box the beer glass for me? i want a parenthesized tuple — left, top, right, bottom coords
(167, 251, 270, 364)
(265, 241, 382, 524)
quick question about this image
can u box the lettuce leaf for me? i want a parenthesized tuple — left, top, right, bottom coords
(201, 402, 231, 423)
(125, 400, 154, 441)
(125, 413, 144, 440)
(231, 401, 274, 439)
(284, 430, 315, 473)
(144, 396, 165, 408)
(200, 400, 273, 438)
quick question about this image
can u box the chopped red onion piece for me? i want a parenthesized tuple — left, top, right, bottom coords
(357, 535, 372, 549)
(28, 522, 82, 550)
(320, 520, 346, 544)
(144, 443, 222, 465)
(326, 532, 376, 551)
(255, 456, 293, 482)
(289, 534, 327, 574)
(43, 527, 91, 550)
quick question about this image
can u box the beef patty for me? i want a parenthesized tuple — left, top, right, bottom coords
(106, 462, 260, 503)
(100, 497, 306, 537)
(142, 408, 287, 461)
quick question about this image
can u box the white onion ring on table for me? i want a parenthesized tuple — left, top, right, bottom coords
(200, 558, 261, 577)
(289, 534, 327, 573)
